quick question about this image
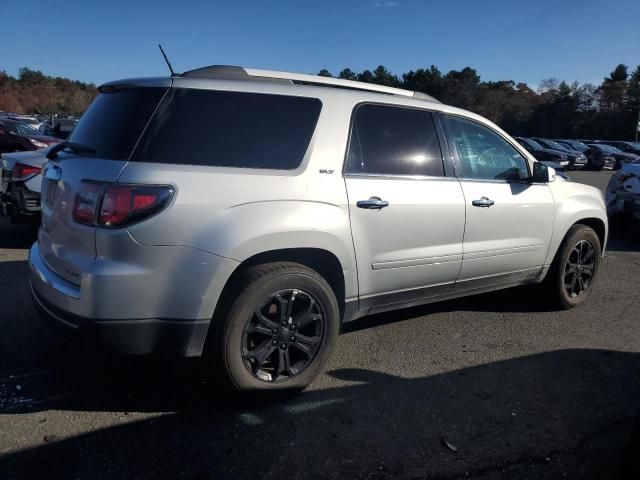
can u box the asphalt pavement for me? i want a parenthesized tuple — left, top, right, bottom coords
(0, 170, 639, 480)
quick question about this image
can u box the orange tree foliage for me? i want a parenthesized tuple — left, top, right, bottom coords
(0, 68, 96, 116)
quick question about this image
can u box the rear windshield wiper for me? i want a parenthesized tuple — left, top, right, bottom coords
(46, 141, 97, 160)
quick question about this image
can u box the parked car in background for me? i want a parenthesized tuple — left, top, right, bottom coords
(0, 119, 60, 153)
(605, 159, 640, 223)
(532, 138, 587, 170)
(513, 137, 569, 170)
(586, 143, 638, 170)
(554, 139, 591, 154)
(0, 149, 48, 223)
(29, 65, 607, 395)
(39, 116, 78, 139)
(0, 114, 44, 131)
(596, 140, 640, 156)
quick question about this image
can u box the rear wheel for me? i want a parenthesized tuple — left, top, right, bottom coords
(545, 225, 602, 309)
(214, 262, 340, 394)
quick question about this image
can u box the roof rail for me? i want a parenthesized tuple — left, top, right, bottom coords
(181, 65, 441, 103)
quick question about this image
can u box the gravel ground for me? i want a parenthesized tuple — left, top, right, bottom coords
(0, 170, 638, 480)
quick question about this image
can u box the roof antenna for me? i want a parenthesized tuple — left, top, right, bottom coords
(158, 44, 176, 76)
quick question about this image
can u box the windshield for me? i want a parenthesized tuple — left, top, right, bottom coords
(541, 139, 567, 151)
(523, 138, 543, 150)
(68, 87, 167, 159)
(14, 123, 41, 136)
(565, 141, 589, 152)
(599, 144, 622, 153)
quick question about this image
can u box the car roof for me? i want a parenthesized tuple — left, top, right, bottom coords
(97, 65, 525, 149)
(100, 65, 465, 113)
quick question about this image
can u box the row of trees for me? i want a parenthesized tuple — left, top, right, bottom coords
(1, 64, 639, 139)
(0, 68, 96, 116)
(318, 64, 640, 140)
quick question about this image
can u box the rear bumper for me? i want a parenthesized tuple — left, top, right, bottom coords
(31, 280, 210, 356)
(29, 240, 238, 356)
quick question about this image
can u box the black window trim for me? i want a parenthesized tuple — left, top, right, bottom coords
(127, 86, 172, 162)
(438, 112, 533, 183)
(342, 101, 453, 180)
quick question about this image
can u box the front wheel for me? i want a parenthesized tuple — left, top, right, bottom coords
(545, 225, 602, 309)
(213, 262, 340, 395)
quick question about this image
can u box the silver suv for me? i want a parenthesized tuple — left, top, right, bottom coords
(29, 66, 607, 394)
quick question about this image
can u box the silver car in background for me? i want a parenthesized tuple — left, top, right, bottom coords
(29, 66, 608, 394)
(606, 159, 640, 222)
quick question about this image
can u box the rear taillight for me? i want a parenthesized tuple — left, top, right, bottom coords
(72, 182, 174, 228)
(72, 182, 102, 225)
(12, 163, 41, 180)
(98, 184, 173, 227)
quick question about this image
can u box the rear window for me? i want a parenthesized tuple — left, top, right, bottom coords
(68, 88, 167, 160)
(132, 89, 322, 170)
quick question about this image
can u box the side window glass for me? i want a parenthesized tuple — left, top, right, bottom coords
(442, 115, 529, 181)
(345, 104, 444, 177)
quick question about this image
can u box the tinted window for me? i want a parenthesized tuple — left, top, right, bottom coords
(442, 115, 529, 180)
(345, 104, 443, 176)
(133, 89, 322, 169)
(1, 122, 18, 133)
(69, 88, 167, 160)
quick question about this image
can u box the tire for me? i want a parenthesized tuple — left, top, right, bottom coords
(213, 262, 340, 395)
(545, 225, 602, 309)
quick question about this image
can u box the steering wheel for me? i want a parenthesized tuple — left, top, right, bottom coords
(478, 147, 500, 168)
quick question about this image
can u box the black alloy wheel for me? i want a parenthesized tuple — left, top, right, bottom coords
(563, 240, 595, 298)
(241, 288, 324, 382)
(214, 262, 340, 394)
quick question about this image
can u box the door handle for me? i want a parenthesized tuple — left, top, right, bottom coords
(472, 196, 494, 208)
(357, 196, 389, 209)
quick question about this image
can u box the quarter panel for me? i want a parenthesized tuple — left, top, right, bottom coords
(120, 94, 359, 299)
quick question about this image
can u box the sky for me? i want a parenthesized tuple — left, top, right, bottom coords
(2, 0, 639, 87)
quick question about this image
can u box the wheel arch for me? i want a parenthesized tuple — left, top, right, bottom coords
(544, 188, 609, 267)
(573, 217, 606, 251)
(212, 247, 350, 326)
(545, 215, 608, 272)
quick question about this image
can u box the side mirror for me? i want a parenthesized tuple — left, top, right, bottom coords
(532, 162, 555, 183)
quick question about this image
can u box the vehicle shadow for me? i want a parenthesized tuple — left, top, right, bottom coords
(0, 219, 37, 250)
(1, 349, 639, 479)
(607, 220, 640, 253)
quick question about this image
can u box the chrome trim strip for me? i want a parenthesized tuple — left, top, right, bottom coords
(343, 172, 459, 181)
(372, 253, 462, 270)
(463, 244, 542, 260)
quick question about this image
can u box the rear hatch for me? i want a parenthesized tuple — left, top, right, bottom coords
(37, 82, 169, 285)
(39, 157, 127, 284)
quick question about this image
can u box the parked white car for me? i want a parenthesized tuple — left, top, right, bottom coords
(30, 65, 608, 394)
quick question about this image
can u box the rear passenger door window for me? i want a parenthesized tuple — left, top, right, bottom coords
(441, 115, 529, 181)
(345, 104, 444, 177)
